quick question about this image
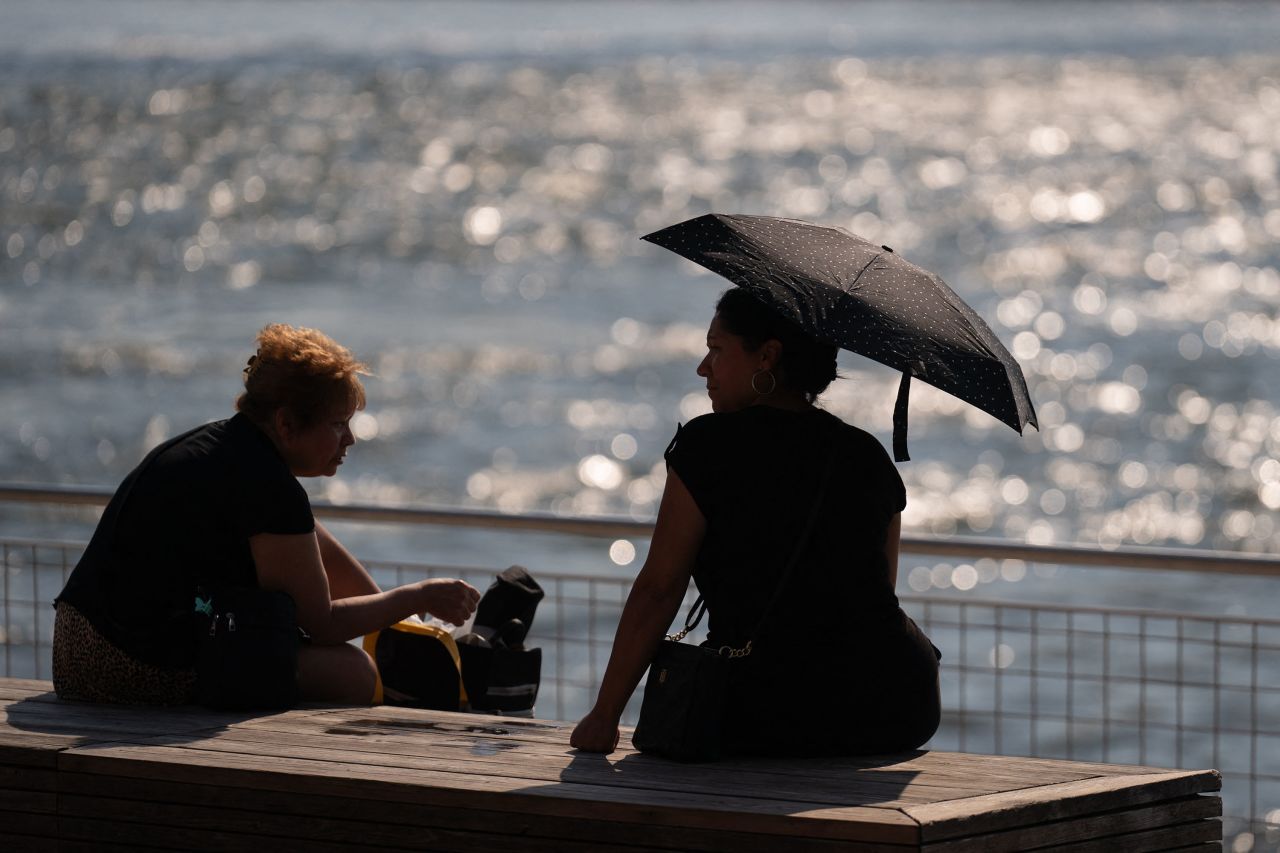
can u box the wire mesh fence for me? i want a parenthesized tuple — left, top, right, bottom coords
(2, 536, 1276, 848)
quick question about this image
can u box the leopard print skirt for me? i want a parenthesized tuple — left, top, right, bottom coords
(52, 601, 196, 705)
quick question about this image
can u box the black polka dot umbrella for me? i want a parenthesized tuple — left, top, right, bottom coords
(642, 213, 1038, 461)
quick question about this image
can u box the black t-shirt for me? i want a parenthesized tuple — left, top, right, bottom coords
(57, 414, 314, 668)
(664, 406, 907, 652)
(664, 406, 939, 755)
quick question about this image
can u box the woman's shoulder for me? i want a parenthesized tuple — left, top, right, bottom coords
(821, 412, 893, 456)
(156, 416, 291, 485)
(664, 412, 726, 459)
(666, 408, 774, 448)
(818, 412, 905, 507)
(148, 418, 231, 466)
(668, 407, 897, 464)
(807, 410, 900, 480)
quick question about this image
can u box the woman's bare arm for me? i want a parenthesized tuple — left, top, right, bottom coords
(885, 512, 902, 588)
(570, 470, 706, 752)
(315, 521, 382, 599)
(251, 531, 478, 645)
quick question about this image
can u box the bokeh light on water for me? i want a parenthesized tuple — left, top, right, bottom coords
(2, 3, 1280, 574)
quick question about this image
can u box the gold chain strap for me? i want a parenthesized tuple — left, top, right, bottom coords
(664, 628, 752, 659)
(667, 599, 752, 657)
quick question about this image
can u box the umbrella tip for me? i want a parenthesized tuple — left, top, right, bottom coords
(881, 245, 895, 253)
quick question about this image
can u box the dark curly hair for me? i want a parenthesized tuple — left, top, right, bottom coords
(715, 288, 838, 402)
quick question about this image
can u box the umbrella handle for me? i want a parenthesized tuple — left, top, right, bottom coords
(893, 372, 911, 463)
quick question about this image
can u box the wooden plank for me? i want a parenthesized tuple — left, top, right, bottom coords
(57, 789, 895, 853)
(1, 695, 268, 736)
(60, 742, 922, 839)
(57, 771, 910, 853)
(0, 686, 1155, 790)
(1025, 818, 1222, 852)
(0, 786, 56, 813)
(58, 744, 923, 845)
(0, 685, 58, 702)
(58, 841, 178, 853)
(0, 677, 59, 695)
(143, 725, 984, 807)
(923, 796, 1222, 852)
(239, 714, 1109, 793)
(56, 814, 425, 853)
(301, 706, 1166, 779)
(905, 771, 1222, 842)
(55, 807, 756, 853)
(0, 763, 57, 792)
(0, 734, 74, 767)
(233, 709, 1147, 802)
(57, 770, 913, 853)
(835, 750, 1165, 779)
(1, 690, 343, 729)
(259, 704, 582, 749)
(95, 728, 960, 822)
(0, 831, 56, 853)
(0, 809, 57, 836)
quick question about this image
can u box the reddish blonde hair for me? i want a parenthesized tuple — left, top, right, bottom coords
(236, 324, 368, 428)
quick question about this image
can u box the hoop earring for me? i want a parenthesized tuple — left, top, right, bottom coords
(751, 369, 777, 396)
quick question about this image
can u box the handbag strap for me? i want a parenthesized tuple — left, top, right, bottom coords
(667, 439, 840, 658)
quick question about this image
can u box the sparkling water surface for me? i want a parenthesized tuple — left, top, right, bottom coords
(2, 1, 1280, 619)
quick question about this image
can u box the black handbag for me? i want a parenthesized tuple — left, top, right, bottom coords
(631, 598, 730, 761)
(194, 586, 300, 710)
(632, 452, 838, 762)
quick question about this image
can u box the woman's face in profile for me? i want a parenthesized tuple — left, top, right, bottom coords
(282, 403, 357, 478)
(696, 313, 760, 413)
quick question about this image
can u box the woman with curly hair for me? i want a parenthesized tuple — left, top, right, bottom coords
(53, 324, 479, 706)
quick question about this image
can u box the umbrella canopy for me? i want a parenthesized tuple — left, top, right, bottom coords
(642, 213, 1037, 461)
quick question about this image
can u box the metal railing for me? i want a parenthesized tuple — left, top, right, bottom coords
(6, 481, 1280, 576)
(2, 485, 1277, 848)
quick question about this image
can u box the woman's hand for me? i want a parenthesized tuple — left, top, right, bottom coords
(417, 578, 481, 626)
(571, 708, 621, 753)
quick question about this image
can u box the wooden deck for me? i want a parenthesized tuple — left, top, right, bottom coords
(1, 677, 1221, 852)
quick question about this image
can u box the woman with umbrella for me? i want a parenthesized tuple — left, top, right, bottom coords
(573, 214, 1034, 757)
(571, 285, 942, 757)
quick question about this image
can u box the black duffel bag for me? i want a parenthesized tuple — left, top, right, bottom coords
(457, 565, 545, 713)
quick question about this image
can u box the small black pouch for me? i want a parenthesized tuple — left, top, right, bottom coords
(473, 565, 544, 646)
(458, 643, 542, 713)
(194, 587, 299, 710)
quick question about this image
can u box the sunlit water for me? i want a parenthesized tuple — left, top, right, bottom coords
(3, 1, 1280, 621)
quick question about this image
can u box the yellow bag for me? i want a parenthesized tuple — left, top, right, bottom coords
(363, 620, 469, 709)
